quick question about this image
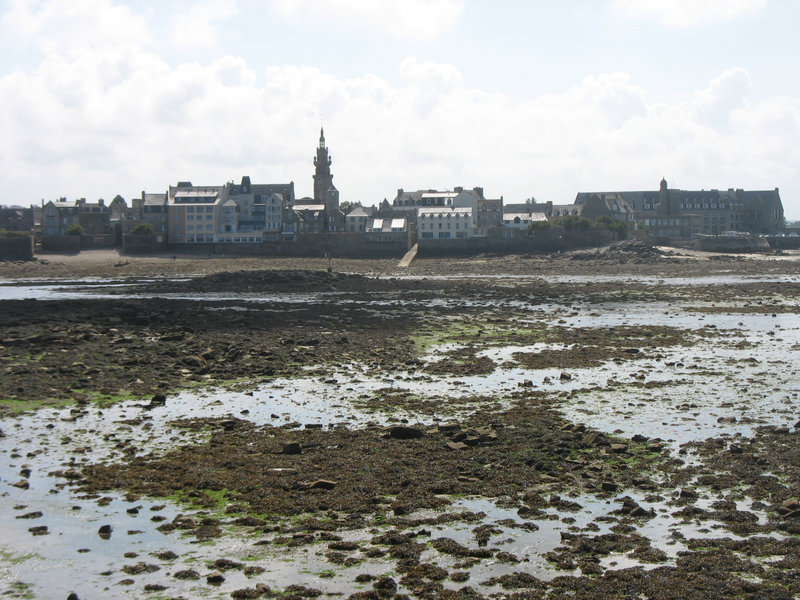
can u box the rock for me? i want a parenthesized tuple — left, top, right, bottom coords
(679, 488, 698, 499)
(559, 372, 572, 381)
(445, 441, 469, 451)
(173, 569, 200, 580)
(212, 558, 244, 571)
(778, 499, 800, 515)
(373, 576, 397, 593)
(282, 442, 302, 455)
(121, 562, 160, 575)
(15, 511, 43, 519)
(308, 480, 337, 491)
(386, 425, 424, 440)
(12, 479, 30, 490)
(610, 443, 628, 454)
(67, 593, 79, 600)
(98, 524, 112, 538)
(144, 394, 167, 410)
(28, 526, 48, 536)
(0, 428, 4, 437)
(206, 571, 225, 584)
(601, 481, 618, 492)
(231, 588, 264, 599)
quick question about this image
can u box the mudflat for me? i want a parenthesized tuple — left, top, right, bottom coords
(1, 242, 800, 599)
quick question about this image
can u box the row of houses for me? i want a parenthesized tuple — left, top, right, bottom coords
(1, 129, 787, 248)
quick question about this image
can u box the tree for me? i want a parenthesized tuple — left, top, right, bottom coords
(130, 222, 153, 235)
(606, 219, 629, 239)
(528, 220, 552, 231)
(339, 201, 363, 213)
(66, 224, 84, 236)
(552, 215, 592, 231)
(594, 215, 629, 238)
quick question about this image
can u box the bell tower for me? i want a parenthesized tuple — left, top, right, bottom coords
(313, 128, 334, 204)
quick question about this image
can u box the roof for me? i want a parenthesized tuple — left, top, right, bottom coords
(143, 193, 166, 206)
(418, 207, 472, 217)
(345, 206, 374, 218)
(504, 212, 548, 222)
(367, 218, 407, 232)
(294, 204, 326, 212)
(421, 192, 458, 199)
(168, 185, 224, 205)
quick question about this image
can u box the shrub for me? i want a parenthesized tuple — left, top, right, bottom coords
(0, 229, 30, 238)
(552, 215, 592, 231)
(528, 220, 552, 231)
(66, 224, 84, 236)
(130, 223, 154, 235)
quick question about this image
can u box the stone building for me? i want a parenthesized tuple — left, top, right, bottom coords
(575, 179, 785, 237)
(41, 198, 111, 235)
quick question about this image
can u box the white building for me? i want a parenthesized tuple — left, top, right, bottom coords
(503, 211, 548, 229)
(417, 207, 473, 239)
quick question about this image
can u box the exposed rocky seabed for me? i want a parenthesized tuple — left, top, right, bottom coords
(2, 244, 800, 599)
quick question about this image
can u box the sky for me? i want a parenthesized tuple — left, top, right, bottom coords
(1, 0, 799, 218)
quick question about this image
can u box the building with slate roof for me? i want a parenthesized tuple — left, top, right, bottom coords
(574, 178, 784, 237)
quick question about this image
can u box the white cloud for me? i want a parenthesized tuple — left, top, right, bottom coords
(0, 1, 797, 216)
(170, 0, 238, 50)
(270, 0, 464, 41)
(692, 67, 752, 128)
(1, 0, 153, 56)
(610, 0, 767, 27)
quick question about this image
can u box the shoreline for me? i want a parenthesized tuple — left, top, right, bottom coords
(2, 245, 800, 281)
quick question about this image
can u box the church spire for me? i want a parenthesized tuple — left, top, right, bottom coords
(313, 128, 334, 204)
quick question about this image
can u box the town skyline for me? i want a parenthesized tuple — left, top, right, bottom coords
(1, 1, 798, 218)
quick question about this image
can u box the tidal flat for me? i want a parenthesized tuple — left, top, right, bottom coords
(2, 246, 800, 599)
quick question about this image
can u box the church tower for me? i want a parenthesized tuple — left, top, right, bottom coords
(658, 177, 675, 215)
(313, 128, 335, 204)
(312, 127, 339, 230)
